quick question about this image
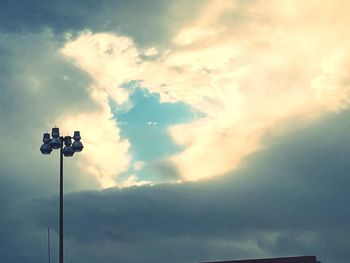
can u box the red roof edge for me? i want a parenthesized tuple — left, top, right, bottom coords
(201, 255, 318, 263)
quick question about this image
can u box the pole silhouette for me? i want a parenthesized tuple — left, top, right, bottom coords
(40, 128, 84, 263)
(59, 143, 64, 263)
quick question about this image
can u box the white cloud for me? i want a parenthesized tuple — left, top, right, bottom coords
(61, 32, 141, 106)
(60, 33, 147, 188)
(147, 121, 157, 125)
(143, 47, 159, 57)
(121, 175, 152, 188)
(61, 0, 350, 183)
(57, 91, 131, 188)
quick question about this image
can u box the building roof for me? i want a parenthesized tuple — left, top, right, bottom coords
(202, 256, 318, 263)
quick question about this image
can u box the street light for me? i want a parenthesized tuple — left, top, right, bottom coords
(40, 127, 84, 263)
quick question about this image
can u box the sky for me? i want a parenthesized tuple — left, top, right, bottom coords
(0, 0, 350, 262)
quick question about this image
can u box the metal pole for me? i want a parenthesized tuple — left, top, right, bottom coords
(48, 227, 51, 263)
(59, 143, 64, 263)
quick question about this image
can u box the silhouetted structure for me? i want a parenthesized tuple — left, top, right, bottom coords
(40, 128, 84, 263)
(202, 256, 320, 263)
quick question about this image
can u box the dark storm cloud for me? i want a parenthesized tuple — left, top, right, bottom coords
(142, 159, 181, 182)
(0, 30, 100, 193)
(0, 33, 91, 130)
(0, 103, 348, 263)
(0, 0, 103, 32)
(26, 110, 350, 263)
(0, 30, 103, 261)
(0, 172, 50, 263)
(0, 0, 206, 45)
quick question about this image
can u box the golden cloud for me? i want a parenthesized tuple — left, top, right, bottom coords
(61, 0, 350, 184)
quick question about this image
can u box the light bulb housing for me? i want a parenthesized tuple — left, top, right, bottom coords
(43, 132, 51, 143)
(72, 140, 84, 152)
(63, 146, 74, 157)
(52, 127, 60, 138)
(50, 137, 62, 149)
(40, 143, 52, 154)
(73, 131, 81, 141)
(72, 131, 83, 152)
(41, 128, 83, 156)
(64, 136, 72, 146)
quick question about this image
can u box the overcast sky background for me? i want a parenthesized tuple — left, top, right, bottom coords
(1, 1, 350, 262)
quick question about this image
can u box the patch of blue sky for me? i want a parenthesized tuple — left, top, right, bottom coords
(111, 82, 202, 165)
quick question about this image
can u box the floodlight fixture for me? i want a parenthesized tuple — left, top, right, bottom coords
(72, 131, 83, 152)
(50, 128, 62, 149)
(40, 133, 52, 155)
(40, 127, 84, 263)
(63, 136, 74, 157)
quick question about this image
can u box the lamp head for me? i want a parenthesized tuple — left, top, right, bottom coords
(52, 127, 60, 138)
(64, 136, 72, 146)
(73, 131, 81, 141)
(43, 132, 51, 143)
(50, 128, 62, 149)
(40, 133, 52, 154)
(72, 140, 84, 152)
(72, 131, 83, 152)
(63, 146, 74, 157)
(63, 136, 74, 157)
(40, 143, 52, 155)
(50, 137, 62, 149)
(41, 128, 83, 155)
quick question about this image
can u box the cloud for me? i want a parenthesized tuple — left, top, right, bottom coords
(1, 26, 349, 262)
(0, 0, 208, 46)
(0, 29, 101, 192)
(61, 0, 350, 182)
(0, 1, 349, 263)
(57, 108, 131, 189)
(60, 33, 141, 187)
(29, 110, 350, 263)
